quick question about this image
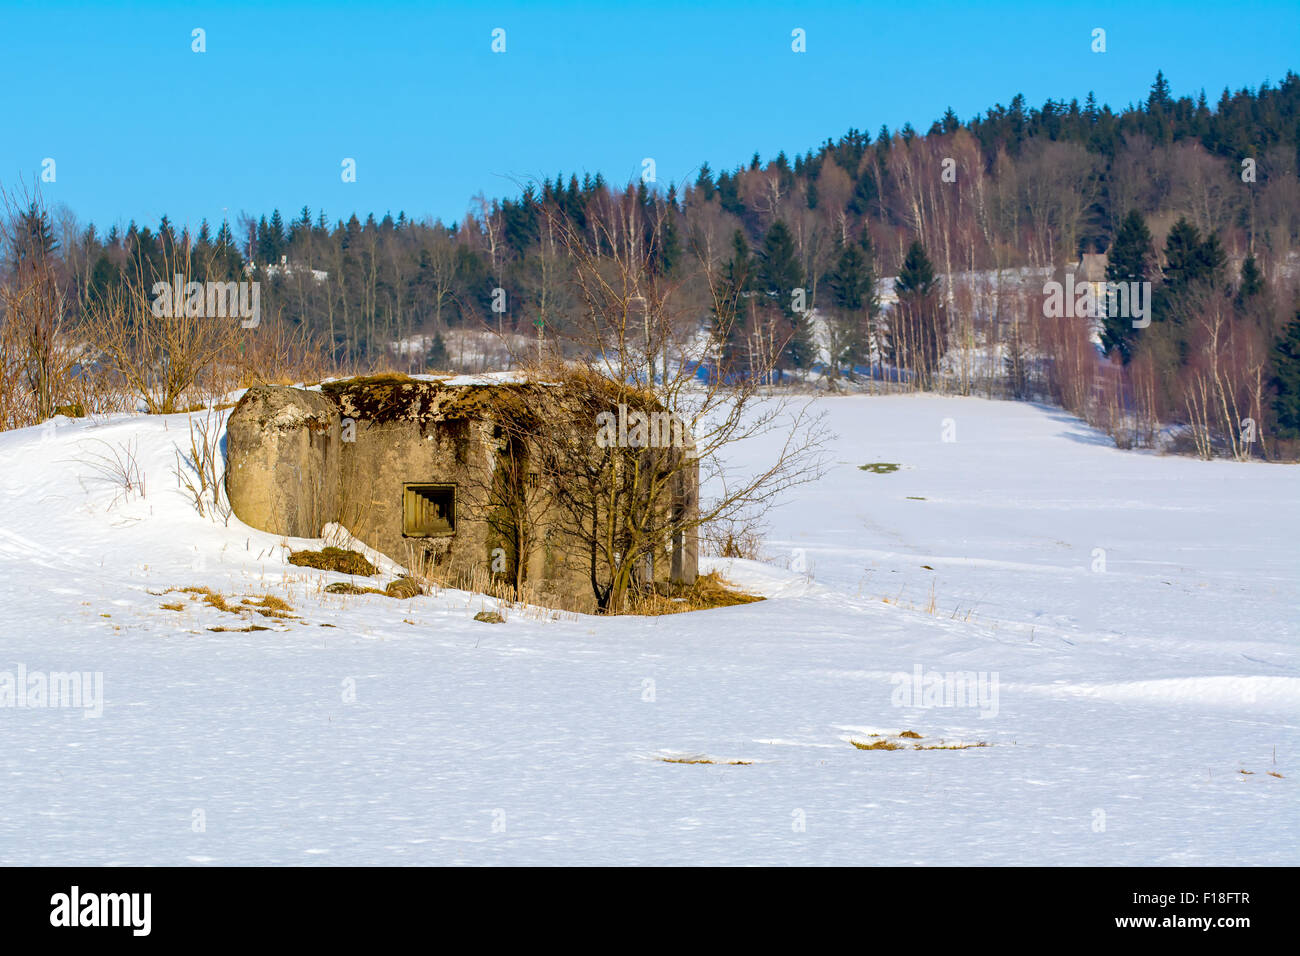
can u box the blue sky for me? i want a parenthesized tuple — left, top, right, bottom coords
(2, 0, 1297, 235)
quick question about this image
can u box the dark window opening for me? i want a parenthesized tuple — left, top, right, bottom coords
(403, 483, 456, 537)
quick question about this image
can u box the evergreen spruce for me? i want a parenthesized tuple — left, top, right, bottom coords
(757, 221, 812, 371)
(891, 240, 945, 387)
(1161, 218, 1204, 293)
(694, 163, 715, 201)
(826, 236, 878, 373)
(426, 332, 449, 371)
(1237, 254, 1264, 305)
(713, 230, 753, 373)
(1270, 312, 1300, 439)
(1102, 210, 1155, 361)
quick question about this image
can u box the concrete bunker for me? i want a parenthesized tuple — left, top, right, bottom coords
(225, 374, 699, 613)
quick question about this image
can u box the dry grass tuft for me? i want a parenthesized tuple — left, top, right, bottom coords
(164, 586, 238, 614)
(165, 586, 299, 620)
(241, 595, 296, 618)
(289, 547, 377, 576)
(626, 572, 763, 616)
(660, 757, 751, 765)
(242, 594, 292, 612)
(851, 732, 986, 751)
(324, 582, 385, 596)
(385, 577, 423, 599)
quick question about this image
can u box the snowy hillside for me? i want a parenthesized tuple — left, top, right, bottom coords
(0, 395, 1295, 865)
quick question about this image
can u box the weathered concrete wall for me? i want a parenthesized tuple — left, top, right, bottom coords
(338, 415, 499, 587)
(226, 385, 341, 538)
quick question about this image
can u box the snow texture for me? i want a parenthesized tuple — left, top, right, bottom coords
(0, 395, 1294, 865)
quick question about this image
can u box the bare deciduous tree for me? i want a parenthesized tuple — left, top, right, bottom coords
(476, 195, 830, 613)
(85, 247, 243, 414)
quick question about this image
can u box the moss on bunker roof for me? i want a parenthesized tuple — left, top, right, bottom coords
(303, 371, 671, 428)
(318, 375, 553, 424)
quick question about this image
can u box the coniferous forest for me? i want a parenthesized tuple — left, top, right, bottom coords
(3, 70, 1300, 458)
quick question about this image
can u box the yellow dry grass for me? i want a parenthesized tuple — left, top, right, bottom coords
(626, 572, 763, 616)
(850, 731, 987, 751)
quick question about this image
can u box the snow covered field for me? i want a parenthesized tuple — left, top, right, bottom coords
(0, 394, 1295, 865)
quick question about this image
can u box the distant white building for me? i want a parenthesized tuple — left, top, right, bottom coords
(1074, 253, 1109, 347)
(246, 255, 329, 282)
(1073, 252, 1108, 299)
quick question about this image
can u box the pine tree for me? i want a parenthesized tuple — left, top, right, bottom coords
(827, 236, 878, 374)
(1271, 312, 1300, 439)
(1150, 217, 1202, 331)
(890, 240, 946, 387)
(12, 202, 57, 268)
(652, 204, 680, 277)
(1102, 210, 1155, 362)
(895, 239, 938, 297)
(716, 170, 743, 216)
(1237, 254, 1264, 305)
(848, 169, 877, 216)
(1154, 219, 1228, 333)
(211, 221, 243, 279)
(758, 220, 802, 309)
(158, 216, 178, 260)
(694, 163, 715, 201)
(1148, 71, 1173, 112)
(723, 230, 753, 299)
(1161, 218, 1203, 292)
(713, 230, 753, 373)
(1197, 231, 1227, 288)
(256, 215, 273, 265)
(88, 252, 121, 303)
(269, 209, 286, 260)
(1147, 71, 1173, 142)
(425, 332, 449, 371)
(758, 221, 812, 372)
